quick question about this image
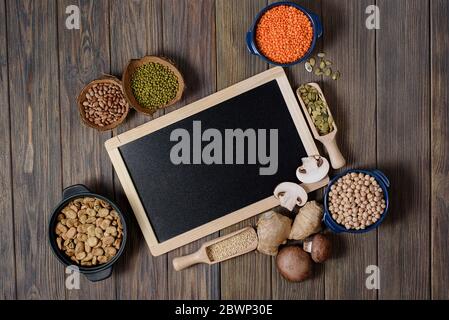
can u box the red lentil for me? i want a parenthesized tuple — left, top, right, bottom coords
(255, 5, 313, 64)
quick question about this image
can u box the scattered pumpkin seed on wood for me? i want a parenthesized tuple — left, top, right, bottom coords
(131, 62, 179, 110)
(299, 84, 334, 135)
(304, 53, 341, 80)
(305, 62, 313, 72)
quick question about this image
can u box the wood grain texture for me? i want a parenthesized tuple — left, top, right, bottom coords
(58, 0, 115, 299)
(377, 0, 430, 299)
(162, 0, 218, 300)
(321, 0, 377, 300)
(0, 0, 16, 300)
(1, 0, 448, 300)
(110, 0, 168, 299)
(268, 0, 325, 300)
(431, 0, 449, 300)
(216, 0, 272, 300)
(6, 0, 65, 299)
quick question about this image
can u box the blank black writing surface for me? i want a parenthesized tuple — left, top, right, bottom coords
(119, 80, 307, 242)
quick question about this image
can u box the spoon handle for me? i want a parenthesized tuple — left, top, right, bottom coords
(323, 138, 346, 169)
(172, 250, 208, 271)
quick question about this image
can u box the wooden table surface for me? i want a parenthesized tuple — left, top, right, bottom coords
(1, 0, 448, 300)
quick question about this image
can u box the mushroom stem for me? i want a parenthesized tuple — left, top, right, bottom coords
(303, 240, 313, 253)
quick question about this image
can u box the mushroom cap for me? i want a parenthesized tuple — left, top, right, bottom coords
(276, 246, 313, 282)
(273, 182, 308, 211)
(296, 156, 330, 184)
(307, 234, 332, 263)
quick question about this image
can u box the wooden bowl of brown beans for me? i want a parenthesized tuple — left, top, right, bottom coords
(77, 75, 130, 131)
(323, 169, 390, 233)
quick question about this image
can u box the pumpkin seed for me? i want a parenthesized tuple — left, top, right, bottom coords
(319, 60, 326, 69)
(299, 84, 335, 136)
(305, 53, 341, 80)
(305, 62, 313, 72)
(332, 71, 341, 80)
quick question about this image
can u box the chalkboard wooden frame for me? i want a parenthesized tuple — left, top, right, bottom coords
(105, 67, 328, 256)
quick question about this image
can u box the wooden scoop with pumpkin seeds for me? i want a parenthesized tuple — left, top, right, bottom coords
(297, 83, 346, 169)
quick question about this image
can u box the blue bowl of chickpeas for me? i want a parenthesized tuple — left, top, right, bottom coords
(323, 169, 390, 233)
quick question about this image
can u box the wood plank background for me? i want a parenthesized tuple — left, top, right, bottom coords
(0, 0, 448, 300)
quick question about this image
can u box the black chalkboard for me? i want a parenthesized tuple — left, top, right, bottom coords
(119, 80, 307, 242)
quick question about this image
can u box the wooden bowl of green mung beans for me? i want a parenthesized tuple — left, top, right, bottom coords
(122, 56, 185, 116)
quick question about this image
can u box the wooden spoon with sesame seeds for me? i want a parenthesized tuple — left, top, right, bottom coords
(172, 227, 258, 271)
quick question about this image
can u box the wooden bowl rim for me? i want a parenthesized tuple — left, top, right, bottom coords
(77, 76, 130, 131)
(121, 55, 185, 116)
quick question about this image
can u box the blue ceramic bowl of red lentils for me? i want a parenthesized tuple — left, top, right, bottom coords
(246, 1, 323, 67)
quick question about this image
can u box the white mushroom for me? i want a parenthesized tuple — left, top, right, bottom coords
(273, 182, 308, 211)
(296, 155, 330, 184)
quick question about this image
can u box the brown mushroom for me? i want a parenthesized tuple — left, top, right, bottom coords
(303, 234, 332, 263)
(276, 246, 313, 282)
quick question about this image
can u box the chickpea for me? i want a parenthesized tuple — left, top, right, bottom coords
(328, 172, 385, 230)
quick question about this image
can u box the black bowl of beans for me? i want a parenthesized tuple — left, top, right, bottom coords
(323, 169, 390, 233)
(48, 184, 128, 282)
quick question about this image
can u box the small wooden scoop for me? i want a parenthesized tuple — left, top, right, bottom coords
(297, 82, 346, 169)
(172, 227, 258, 271)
